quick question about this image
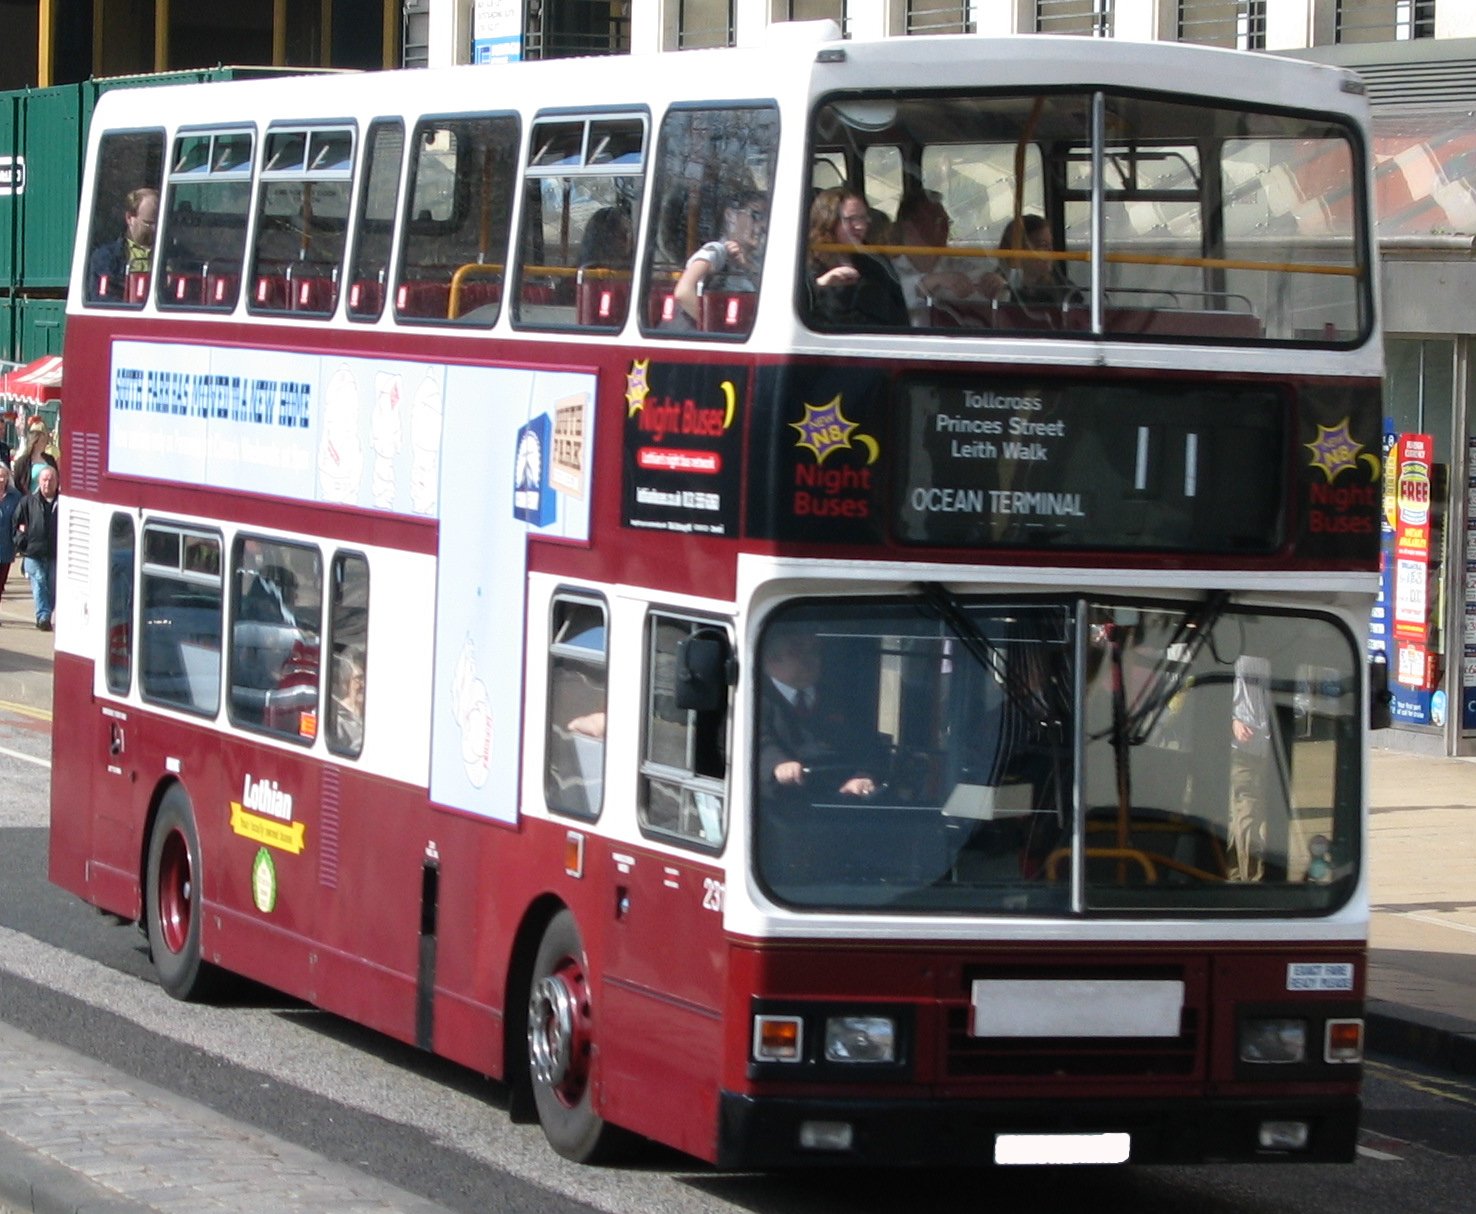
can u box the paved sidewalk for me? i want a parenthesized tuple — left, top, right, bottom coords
(1366, 749, 1476, 1073)
(0, 1021, 450, 1214)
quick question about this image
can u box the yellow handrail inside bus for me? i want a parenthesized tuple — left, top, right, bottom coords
(448, 261, 505, 318)
(811, 242, 1362, 279)
(1044, 847, 1157, 883)
(1044, 845, 1228, 884)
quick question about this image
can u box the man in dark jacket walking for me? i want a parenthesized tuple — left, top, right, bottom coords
(12, 464, 58, 630)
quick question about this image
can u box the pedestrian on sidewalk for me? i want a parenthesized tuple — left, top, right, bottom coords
(12, 416, 58, 496)
(12, 463, 58, 630)
(0, 463, 20, 604)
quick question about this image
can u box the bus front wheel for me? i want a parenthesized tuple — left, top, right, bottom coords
(526, 909, 627, 1162)
(145, 785, 217, 1001)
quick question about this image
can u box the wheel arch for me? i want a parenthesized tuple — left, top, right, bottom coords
(135, 775, 190, 921)
(502, 892, 569, 1119)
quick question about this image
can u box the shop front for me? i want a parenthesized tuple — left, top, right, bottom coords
(1371, 111, 1476, 756)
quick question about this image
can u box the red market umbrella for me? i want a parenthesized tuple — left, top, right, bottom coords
(0, 355, 63, 407)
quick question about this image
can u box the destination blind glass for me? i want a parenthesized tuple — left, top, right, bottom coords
(893, 377, 1285, 551)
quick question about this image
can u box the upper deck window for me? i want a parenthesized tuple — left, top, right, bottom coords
(83, 131, 166, 308)
(248, 125, 356, 319)
(803, 90, 1369, 346)
(639, 104, 780, 338)
(345, 119, 404, 323)
(395, 113, 519, 326)
(158, 127, 255, 312)
(514, 114, 646, 332)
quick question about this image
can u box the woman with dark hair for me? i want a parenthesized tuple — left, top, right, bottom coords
(805, 186, 907, 328)
(998, 212, 1079, 305)
(578, 205, 634, 269)
(671, 189, 769, 325)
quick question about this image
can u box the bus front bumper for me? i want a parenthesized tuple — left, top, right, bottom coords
(716, 1091, 1360, 1168)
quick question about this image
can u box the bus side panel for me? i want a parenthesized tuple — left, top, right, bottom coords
(48, 654, 142, 919)
(206, 749, 428, 1044)
(594, 834, 728, 1160)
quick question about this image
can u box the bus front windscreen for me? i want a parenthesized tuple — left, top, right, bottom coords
(753, 596, 1361, 915)
(806, 89, 1368, 344)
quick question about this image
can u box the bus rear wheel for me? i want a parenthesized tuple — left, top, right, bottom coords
(145, 786, 218, 1001)
(526, 909, 627, 1162)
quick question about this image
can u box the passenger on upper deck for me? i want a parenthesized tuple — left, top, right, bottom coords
(997, 213, 1080, 307)
(87, 186, 159, 302)
(890, 191, 1006, 324)
(805, 187, 907, 328)
(578, 205, 634, 271)
(671, 189, 769, 325)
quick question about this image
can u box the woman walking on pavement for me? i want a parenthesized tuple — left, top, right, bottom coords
(11, 415, 58, 496)
(0, 463, 20, 606)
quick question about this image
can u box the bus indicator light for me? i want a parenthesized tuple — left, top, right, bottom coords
(1324, 1019, 1364, 1064)
(753, 1015, 803, 1062)
(563, 831, 585, 878)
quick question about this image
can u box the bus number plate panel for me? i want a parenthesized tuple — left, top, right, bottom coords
(970, 979, 1185, 1038)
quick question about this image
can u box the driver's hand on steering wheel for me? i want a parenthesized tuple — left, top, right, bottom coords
(839, 776, 876, 797)
(774, 760, 805, 785)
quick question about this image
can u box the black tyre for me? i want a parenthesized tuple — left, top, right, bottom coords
(144, 785, 218, 1000)
(526, 908, 627, 1162)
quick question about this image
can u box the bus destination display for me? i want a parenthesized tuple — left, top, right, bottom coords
(893, 377, 1287, 552)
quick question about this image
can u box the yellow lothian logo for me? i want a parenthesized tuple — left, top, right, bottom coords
(230, 802, 306, 854)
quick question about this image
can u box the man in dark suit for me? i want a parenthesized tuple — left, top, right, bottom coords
(758, 628, 878, 798)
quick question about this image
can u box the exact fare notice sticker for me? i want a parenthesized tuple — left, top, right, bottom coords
(1287, 962, 1354, 992)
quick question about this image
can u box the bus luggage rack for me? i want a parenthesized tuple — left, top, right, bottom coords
(945, 1005, 1201, 1078)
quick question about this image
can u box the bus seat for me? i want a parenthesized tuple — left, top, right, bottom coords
(126, 271, 151, 303)
(167, 272, 206, 305)
(698, 289, 755, 332)
(455, 279, 502, 316)
(254, 274, 288, 309)
(396, 280, 451, 319)
(262, 639, 320, 737)
(928, 299, 993, 329)
(206, 272, 239, 308)
(576, 279, 630, 326)
(348, 279, 384, 315)
(1103, 307, 1263, 341)
(648, 289, 679, 328)
(293, 275, 337, 313)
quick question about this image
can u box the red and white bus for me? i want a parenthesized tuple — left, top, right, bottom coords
(51, 29, 1383, 1167)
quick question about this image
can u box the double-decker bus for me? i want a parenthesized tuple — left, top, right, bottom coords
(50, 28, 1384, 1168)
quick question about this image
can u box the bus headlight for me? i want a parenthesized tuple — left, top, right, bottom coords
(824, 1015, 896, 1063)
(1239, 1018, 1307, 1064)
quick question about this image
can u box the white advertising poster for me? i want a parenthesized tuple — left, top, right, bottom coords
(429, 365, 595, 821)
(108, 340, 453, 518)
(107, 340, 597, 820)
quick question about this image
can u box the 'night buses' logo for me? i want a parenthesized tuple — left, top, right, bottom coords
(1304, 416, 1380, 538)
(788, 395, 878, 520)
(1305, 417, 1379, 483)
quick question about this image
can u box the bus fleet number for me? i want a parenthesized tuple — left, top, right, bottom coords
(702, 878, 725, 912)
